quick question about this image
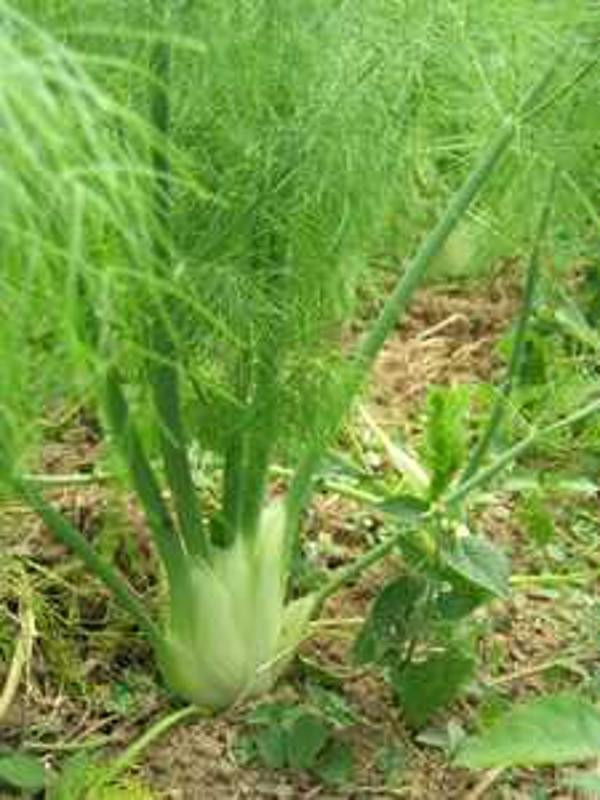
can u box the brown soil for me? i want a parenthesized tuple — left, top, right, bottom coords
(368, 277, 521, 426)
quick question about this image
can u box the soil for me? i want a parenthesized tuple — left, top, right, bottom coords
(0, 276, 597, 799)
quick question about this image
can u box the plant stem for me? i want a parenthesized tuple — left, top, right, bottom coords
(313, 524, 409, 612)
(241, 349, 280, 541)
(221, 436, 246, 543)
(221, 359, 250, 541)
(459, 166, 557, 484)
(104, 368, 187, 590)
(150, 352, 208, 559)
(355, 119, 516, 369)
(89, 705, 205, 792)
(285, 448, 321, 564)
(147, 1, 207, 559)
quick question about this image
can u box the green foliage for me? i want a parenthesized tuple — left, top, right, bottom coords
(455, 694, 600, 768)
(497, 267, 600, 429)
(353, 575, 428, 666)
(392, 648, 475, 728)
(10, 0, 410, 464)
(0, 752, 46, 793)
(376, 495, 431, 520)
(423, 387, 471, 500)
(45, 751, 156, 800)
(351, 563, 481, 725)
(382, 0, 600, 279)
(517, 491, 557, 545)
(1, 0, 599, 714)
(353, 431, 511, 725)
(562, 773, 600, 797)
(442, 534, 510, 599)
(236, 695, 355, 786)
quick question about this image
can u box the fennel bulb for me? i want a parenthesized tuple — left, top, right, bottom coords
(160, 501, 315, 709)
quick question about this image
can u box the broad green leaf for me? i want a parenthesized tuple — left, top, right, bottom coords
(353, 575, 427, 665)
(286, 713, 330, 770)
(352, 625, 378, 666)
(443, 535, 509, 599)
(455, 694, 600, 768)
(255, 727, 287, 769)
(392, 648, 475, 727)
(0, 752, 46, 792)
(314, 739, 354, 786)
(435, 578, 490, 620)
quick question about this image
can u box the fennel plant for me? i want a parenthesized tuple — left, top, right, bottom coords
(0, 1, 597, 709)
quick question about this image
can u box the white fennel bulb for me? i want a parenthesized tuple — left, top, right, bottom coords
(159, 500, 315, 709)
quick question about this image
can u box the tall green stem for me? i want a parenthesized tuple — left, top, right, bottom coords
(221, 360, 251, 542)
(241, 370, 278, 541)
(356, 121, 516, 370)
(104, 369, 187, 591)
(147, 2, 207, 558)
(459, 167, 557, 485)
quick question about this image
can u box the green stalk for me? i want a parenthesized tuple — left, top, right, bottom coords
(104, 369, 187, 590)
(459, 167, 557, 484)
(221, 359, 251, 541)
(66, 164, 191, 599)
(89, 705, 205, 792)
(149, 353, 208, 559)
(355, 36, 569, 374)
(13, 479, 164, 653)
(240, 349, 280, 541)
(284, 447, 324, 567)
(221, 438, 246, 543)
(147, 2, 206, 558)
(356, 123, 517, 369)
(241, 431, 274, 541)
(313, 523, 411, 612)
